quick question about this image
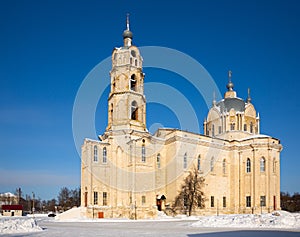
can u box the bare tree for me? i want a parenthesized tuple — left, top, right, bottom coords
(173, 166, 205, 216)
(58, 187, 81, 211)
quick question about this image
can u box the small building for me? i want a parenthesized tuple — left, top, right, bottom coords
(2, 205, 23, 216)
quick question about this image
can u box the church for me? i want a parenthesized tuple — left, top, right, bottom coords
(80, 18, 282, 219)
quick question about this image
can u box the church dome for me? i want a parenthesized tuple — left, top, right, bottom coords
(217, 97, 245, 113)
(123, 29, 133, 39)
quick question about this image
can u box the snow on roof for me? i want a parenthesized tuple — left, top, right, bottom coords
(0, 192, 16, 197)
(237, 134, 271, 142)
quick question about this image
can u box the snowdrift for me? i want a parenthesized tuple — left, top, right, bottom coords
(55, 206, 87, 221)
(192, 211, 300, 229)
(0, 217, 42, 234)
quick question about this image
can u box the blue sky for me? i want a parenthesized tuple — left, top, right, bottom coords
(0, 0, 300, 200)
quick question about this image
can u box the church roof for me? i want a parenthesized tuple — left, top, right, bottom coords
(217, 97, 246, 113)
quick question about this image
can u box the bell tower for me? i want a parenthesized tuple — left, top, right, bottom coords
(106, 15, 146, 132)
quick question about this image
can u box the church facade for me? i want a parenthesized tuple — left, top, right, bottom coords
(80, 19, 282, 219)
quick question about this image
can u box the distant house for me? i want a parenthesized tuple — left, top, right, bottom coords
(0, 192, 18, 205)
(2, 205, 23, 216)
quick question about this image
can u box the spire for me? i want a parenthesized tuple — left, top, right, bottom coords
(226, 70, 234, 91)
(247, 88, 252, 103)
(212, 91, 216, 106)
(122, 13, 133, 43)
(126, 13, 130, 31)
(224, 70, 237, 98)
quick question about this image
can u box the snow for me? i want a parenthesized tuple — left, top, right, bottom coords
(0, 217, 42, 234)
(0, 192, 16, 197)
(55, 206, 87, 221)
(1, 210, 300, 236)
(192, 211, 300, 229)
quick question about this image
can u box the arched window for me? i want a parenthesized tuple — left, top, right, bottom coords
(250, 122, 253, 133)
(246, 158, 251, 173)
(222, 159, 226, 174)
(103, 147, 107, 163)
(157, 153, 161, 169)
(212, 124, 215, 137)
(260, 157, 266, 172)
(230, 123, 235, 130)
(93, 145, 98, 162)
(244, 124, 247, 131)
(210, 157, 214, 172)
(141, 195, 146, 205)
(135, 59, 137, 66)
(130, 57, 133, 64)
(183, 153, 187, 169)
(131, 101, 138, 120)
(110, 103, 113, 121)
(273, 157, 276, 173)
(130, 74, 137, 91)
(197, 155, 201, 171)
(141, 144, 146, 162)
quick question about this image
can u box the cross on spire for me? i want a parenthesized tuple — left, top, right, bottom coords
(247, 88, 252, 103)
(226, 70, 234, 91)
(126, 13, 130, 31)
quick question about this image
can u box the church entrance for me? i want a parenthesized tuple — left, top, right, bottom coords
(156, 195, 166, 211)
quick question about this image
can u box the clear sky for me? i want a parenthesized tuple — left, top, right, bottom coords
(0, 0, 300, 201)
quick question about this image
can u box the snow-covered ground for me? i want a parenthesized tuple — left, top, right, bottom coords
(192, 211, 300, 229)
(0, 211, 299, 236)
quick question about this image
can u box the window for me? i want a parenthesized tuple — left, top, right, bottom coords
(246, 196, 251, 207)
(273, 158, 276, 173)
(103, 192, 107, 206)
(197, 155, 201, 171)
(183, 153, 187, 169)
(157, 153, 161, 168)
(223, 196, 226, 208)
(244, 124, 247, 131)
(230, 123, 235, 130)
(197, 196, 203, 208)
(246, 158, 251, 173)
(141, 196, 146, 205)
(184, 195, 188, 207)
(260, 157, 266, 172)
(93, 192, 98, 205)
(131, 101, 138, 120)
(210, 157, 214, 172)
(103, 147, 107, 163)
(130, 74, 137, 91)
(130, 57, 133, 64)
(110, 103, 113, 121)
(135, 59, 137, 67)
(211, 196, 215, 207)
(93, 146, 98, 162)
(250, 122, 253, 133)
(142, 144, 146, 162)
(260, 196, 266, 207)
(218, 126, 222, 134)
(222, 159, 226, 174)
(212, 124, 215, 137)
(131, 50, 136, 57)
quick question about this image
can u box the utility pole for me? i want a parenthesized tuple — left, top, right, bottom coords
(32, 192, 35, 217)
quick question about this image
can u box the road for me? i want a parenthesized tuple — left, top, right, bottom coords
(3, 218, 300, 237)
